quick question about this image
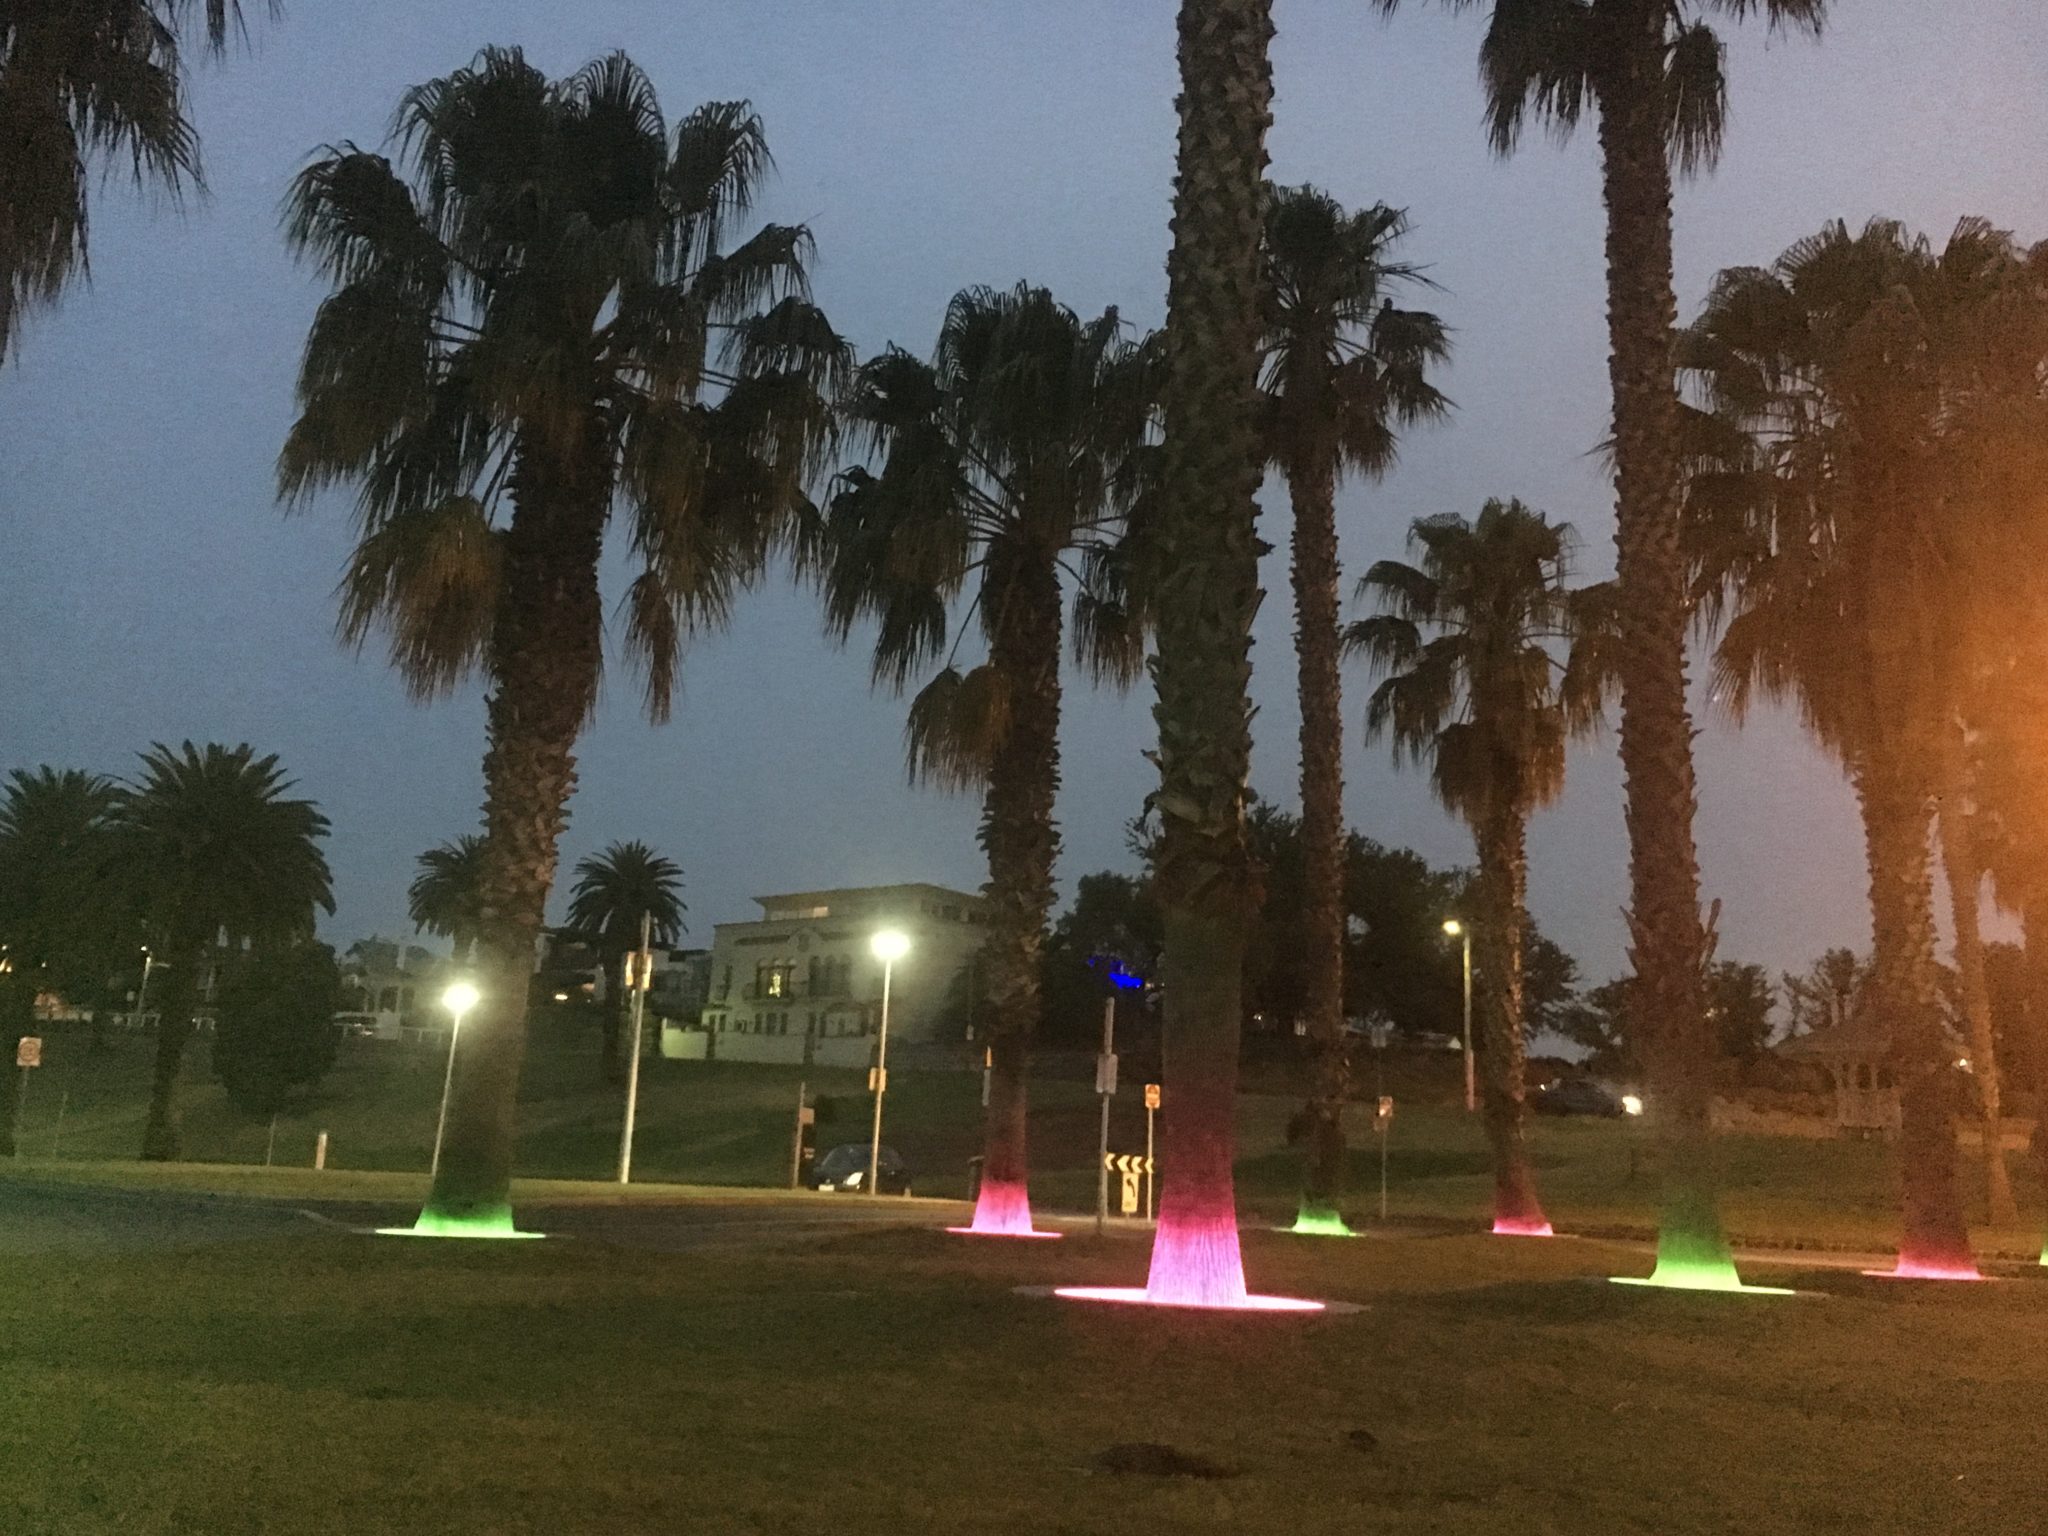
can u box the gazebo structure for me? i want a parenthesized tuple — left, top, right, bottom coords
(1781, 1022, 1902, 1138)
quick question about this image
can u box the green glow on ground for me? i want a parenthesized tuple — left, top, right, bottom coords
(1286, 1209, 1357, 1238)
(1611, 1253, 1795, 1296)
(375, 1206, 543, 1241)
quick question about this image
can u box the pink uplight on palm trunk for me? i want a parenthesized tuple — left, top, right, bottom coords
(1144, 1211, 1249, 1306)
(947, 1179, 1062, 1239)
(1491, 1217, 1556, 1238)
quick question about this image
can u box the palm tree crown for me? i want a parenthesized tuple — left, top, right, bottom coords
(566, 840, 686, 951)
(407, 834, 487, 962)
(117, 741, 333, 953)
(0, 0, 268, 360)
(280, 47, 848, 718)
(1351, 501, 1607, 825)
(1260, 186, 1448, 480)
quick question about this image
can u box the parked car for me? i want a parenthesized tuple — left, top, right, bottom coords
(811, 1143, 912, 1195)
(1532, 1077, 1641, 1119)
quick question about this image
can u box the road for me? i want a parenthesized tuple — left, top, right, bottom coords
(0, 1176, 975, 1257)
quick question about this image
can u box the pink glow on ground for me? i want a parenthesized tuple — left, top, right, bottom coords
(1054, 1285, 1326, 1313)
(945, 1226, 1064, 1239)
(1864, 1257, 1988, 1282)
(1491, 1217, 1556, 1238)
(1143, 1212, 1249, 1307)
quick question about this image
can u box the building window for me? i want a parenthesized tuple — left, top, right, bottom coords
(718, 966, 731, 1001)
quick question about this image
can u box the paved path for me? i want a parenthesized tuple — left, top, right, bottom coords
(0, 1176, 973, 1256)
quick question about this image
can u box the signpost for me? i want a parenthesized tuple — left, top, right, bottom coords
(789, 1080, 814, 1189)
(1094, 996, 1117, 1236)
(14, 1036, 40, 1144)
(1143, 1083, 1160, 1220)
(1376, 1095, 1394, 1222)
(1101, 1153, 1154, 1218)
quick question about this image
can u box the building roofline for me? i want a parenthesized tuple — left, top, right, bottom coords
(750, 882, 984, 912)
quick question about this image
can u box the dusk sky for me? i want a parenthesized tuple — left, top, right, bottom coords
(4, 1, 2045, 1003)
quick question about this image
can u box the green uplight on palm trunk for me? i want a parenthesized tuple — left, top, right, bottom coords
(377, 1206, 542, 1241)
(1611, 1233, 1792, 1296)
(1287, 1208, 1356, 1238)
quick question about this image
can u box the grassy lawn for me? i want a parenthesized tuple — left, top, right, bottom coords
(1, 1220, 2042, 1534)
(11, 1022, 2045, 1255)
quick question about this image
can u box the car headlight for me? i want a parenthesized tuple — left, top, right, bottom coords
(1621, 1094, 1644, 1117)
(842, 1171, 863, 1189)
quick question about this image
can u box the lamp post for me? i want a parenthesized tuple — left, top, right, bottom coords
(432, 980, 479, 1178)
(867, 929, 910, 1196)
(130, 946, 154, 1032)
(617, 912, 652, 1185)
(1444, 919, 1475, 1113)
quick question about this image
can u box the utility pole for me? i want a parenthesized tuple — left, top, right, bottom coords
(618, 911, 652, 1184)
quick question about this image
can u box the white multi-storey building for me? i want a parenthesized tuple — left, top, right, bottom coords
(697, 884, 988, 1067)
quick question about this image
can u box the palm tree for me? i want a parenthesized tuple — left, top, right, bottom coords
(1688, 218, 2048, 1272)
(1349, 501, 1608, 1234)
(280, 50, 846, 1230)
(0, 766, 121, 1155)
(408, 835, 486, 966)
(565, 840, 685, 1084)
(0, 1, 270, 362)
(819, 283, 1156, 1238)
(1258, 185, 1450, 1232)
(1138, 0, 1276, 1306)
(114, 742, 332, 1160)
(1377, 0, 1830, 1286)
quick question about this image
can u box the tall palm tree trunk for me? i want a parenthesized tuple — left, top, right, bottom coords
(1858, 756, 1976, 1274)
(2024, 899, 2048, 1258)
(1934, 724, 2018, 1225)
(1287, 457, 1351, 1227)
(1143, 0, 1274, 1307)
(1475, 803, 1546, 1233)
(968, 563, 1064, 1236)
(0, 975, 32, 1157)
(423, 446, 606, 1229)
(1594, 19, 1732, 1278)
(140, 938, 203, 1161)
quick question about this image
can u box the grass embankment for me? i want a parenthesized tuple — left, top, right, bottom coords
(1, 1222, 2042, 1534)
(10, 1023, 2044, 1254)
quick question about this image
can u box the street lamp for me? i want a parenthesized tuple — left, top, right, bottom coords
(431, 980, 480, 1179)
(867, 929, 910, 1195)
(1443, 919, 1475, 1113)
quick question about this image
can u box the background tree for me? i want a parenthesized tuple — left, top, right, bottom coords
(213, 939, 342, 1114)
(1705, 961, 1775, 1063)
(1384, 0, 1831, 1286)
(0, 0, 272, 361)
(408, 835, 486, 965)
(0, 766, 120, 1155)
(281, 50, 846, 1229)
(1257, 184, 1449, 1230)
(114, 742, 332, 1160)
(1780, 948, 1867, 1038)
(565, 840, 685, 1084)
(820, 283, 1155, 1237)
(1351, 498, 1608, 1234)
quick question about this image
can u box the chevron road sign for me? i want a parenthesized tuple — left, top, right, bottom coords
(1101, 1153, 1153, 1175)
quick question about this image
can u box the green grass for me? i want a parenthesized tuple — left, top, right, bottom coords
(1, 1221, 2041, 1534)
(11, 1022, 2044, 1255)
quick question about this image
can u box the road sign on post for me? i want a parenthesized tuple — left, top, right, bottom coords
(1142, 1083, 1160, 1219)
(15, 1037, 41, 1069)
(1120, 1171, 1140, 1215)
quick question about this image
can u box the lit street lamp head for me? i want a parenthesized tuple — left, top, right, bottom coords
(870, 929, 911, 963)
(1442, 918, 1463, 937)
(442, 980, 480, 1018)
